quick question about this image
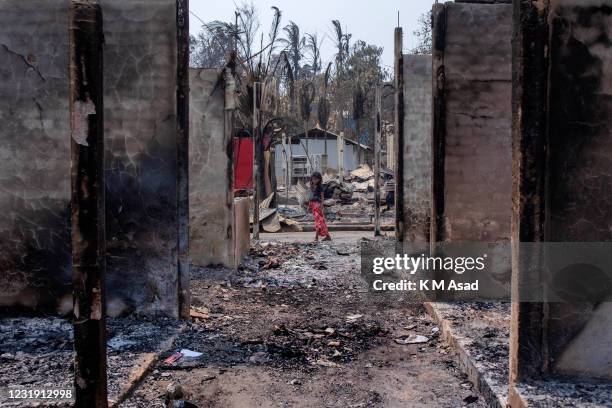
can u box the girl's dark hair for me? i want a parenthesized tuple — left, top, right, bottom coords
(310, 171, 322, 187)
(311, 171, 322, 180)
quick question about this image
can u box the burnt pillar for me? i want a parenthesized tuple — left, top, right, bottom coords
(430, 3, 446, 244)
(69, 1, 107, 406)
(252, 82, 261, 240)
(176, 0, 190, 319)
(393, 27, 404, 241)
(374, 85, 382, 236)
(510, 0, 549, 384)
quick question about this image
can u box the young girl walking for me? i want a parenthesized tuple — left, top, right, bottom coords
(309, 172, 332, 242)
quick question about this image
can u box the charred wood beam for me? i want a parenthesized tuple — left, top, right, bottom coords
(252, 82, 261, 239)
(176, 0, 190, 319)
(69, 1, 107, 406)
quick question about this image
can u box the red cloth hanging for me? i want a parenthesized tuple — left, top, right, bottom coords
(233, 137, 253, 190)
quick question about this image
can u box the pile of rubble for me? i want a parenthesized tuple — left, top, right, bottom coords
(344, 165, 376, 193)
(276, 165, 394, 229)
(321, 175, 355, 204)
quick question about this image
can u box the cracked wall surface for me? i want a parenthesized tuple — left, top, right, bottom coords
(101, 0, 179, 317)
(189, 69, 235, 267)
(0, 0, 71, 310)
(402, 55, 432, 243)
(0, 0, 180, 316)
(435, 3, 513, 243)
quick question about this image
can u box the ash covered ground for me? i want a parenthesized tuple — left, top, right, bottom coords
(124, 236, 487, 407)
(428, 302, 511, 405)
(0, 315, 182, 407)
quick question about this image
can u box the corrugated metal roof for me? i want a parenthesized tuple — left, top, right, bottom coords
(289, 127, 371, 150)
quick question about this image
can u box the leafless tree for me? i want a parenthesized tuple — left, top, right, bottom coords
(299, 81, 316, 168)
(331, 20, 351, 78)
(410, 11, 432, 55)
(318, 63, 332, 171)
(306, 33, 322, 76)
(279, 21, 304, 81)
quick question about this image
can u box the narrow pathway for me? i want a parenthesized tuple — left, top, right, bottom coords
(125, 234, 485, 407)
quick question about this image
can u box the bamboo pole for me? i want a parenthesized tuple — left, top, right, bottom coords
(288, 132, 293, 187)
(252, 82, 260, 239)
(338, 132, 345, 179)
(69, 1, 107, 406)
(283, 133, 290, 202)
(374, 85, 382, 236)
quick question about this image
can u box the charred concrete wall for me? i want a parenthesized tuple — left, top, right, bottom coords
(189, 68, 250, 269)
(0, 0, 71, 310)
(102, 0, 179, 316)
(547, 0, 612, 380)
(432, 2, 513, 243)
(233, 197, 251, 266)
(512, 0, 612, 385)
(189, 69, 233, 267)
(0, 0, 181, 316)
(402, 54, 432, 243)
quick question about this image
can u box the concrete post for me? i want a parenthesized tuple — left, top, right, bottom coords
(394, 27, 405, 241)
(431, 3, 446, 244)
(176, 0, 190, 319)
(386, 132, 395, 174)
(338, 132, 345, 179)
(288, 133, 293, 187)
(510, 0, 549, 384)
(69, 1, 107, 406)
(374, 85, 382, 236)
(281, 133, 287, 189)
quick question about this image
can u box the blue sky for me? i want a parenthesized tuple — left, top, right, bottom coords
(189, 0, 436, 70)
